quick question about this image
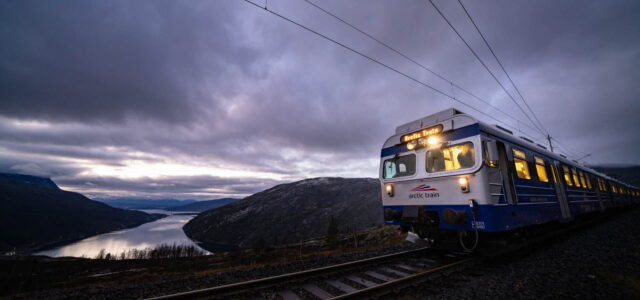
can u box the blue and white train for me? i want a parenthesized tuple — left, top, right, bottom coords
(380, 109, 639, 249)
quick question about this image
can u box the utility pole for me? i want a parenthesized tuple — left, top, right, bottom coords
(546, 135, 554, 152)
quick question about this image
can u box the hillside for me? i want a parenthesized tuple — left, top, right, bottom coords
(95, 198, 197, 210)
(184, 177, 382, 249)
(0, 176, 164, 253)
(0, 173, 59, 189)
(167, 198, 238, 212)
(591, 165, 640, 187)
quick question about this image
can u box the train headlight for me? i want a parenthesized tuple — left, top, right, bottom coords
(385, 183, 394, 197)
(427, 136, 439, 145)
(458, 177, 470, 193)
(406, 140, 417, 150)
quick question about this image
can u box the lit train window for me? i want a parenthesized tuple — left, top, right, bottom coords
(611, 183, 618, 193)
(534, 156, 549, 182)
(426, 142, 475, 173)
(578, 171, 588, 188)
(383, 154, 416, 179)
(512, 148, 531, 180)
(571, 168, 582, 188)
(596, 178, 604, 191)
(596, 178, 601, 191)
(562, 166, 574, 186)
(585, 174, 593, 189)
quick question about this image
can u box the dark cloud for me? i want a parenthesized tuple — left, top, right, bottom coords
(0, 0, 638, 198)
(56, 175, 282, 200)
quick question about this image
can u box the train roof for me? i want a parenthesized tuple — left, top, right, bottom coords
(387, 108, 637, 189)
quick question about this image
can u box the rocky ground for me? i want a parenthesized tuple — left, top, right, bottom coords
(406, 208, 640, 299)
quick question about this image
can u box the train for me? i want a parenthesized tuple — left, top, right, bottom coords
(379, 108, 639, 250)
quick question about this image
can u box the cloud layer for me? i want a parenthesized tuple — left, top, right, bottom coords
(1, 0, 639, 199)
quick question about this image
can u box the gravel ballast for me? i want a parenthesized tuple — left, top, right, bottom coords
(411, 208, 640, 299)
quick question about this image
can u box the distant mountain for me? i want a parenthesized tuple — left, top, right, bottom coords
(0, 173, 59, 189)
(0, 175, 164, 253)
(184, 177, 382, 249)
(167, 198, 238, 212)
(95, 198, 197, 210)
(591, 165, 640, 187)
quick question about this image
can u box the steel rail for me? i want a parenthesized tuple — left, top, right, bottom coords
(329, 257, 474, 299)
(146, 247, 431, 300)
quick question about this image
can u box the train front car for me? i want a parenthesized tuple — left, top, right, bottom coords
(380, 109, 489, 250)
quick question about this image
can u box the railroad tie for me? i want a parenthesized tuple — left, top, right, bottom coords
(277, 289, 302, 300)
(395, 264, 422, 272)
(345, 275, 376, 287)
(365, 271, 393, 281)
(301, 284, 334, 299)
(326, 280, 358, 293)
(380, 267, 409, 277)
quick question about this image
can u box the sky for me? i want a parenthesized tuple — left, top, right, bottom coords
(1, 0, 639, 200)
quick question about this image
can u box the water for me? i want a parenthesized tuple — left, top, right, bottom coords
(36, 210, 208, 258)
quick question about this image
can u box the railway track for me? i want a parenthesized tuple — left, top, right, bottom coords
(148, 210, 620, 300)
(147, 247, 476, 300)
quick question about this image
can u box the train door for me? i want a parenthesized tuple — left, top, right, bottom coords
(550, 163, 572, 221)
(496, 141, 517, 204)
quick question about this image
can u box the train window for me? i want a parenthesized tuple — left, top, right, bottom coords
(534, 156, 549, 182)
(562, 166, 573, 186)
(578, 171, 588, 188)
(512, 148, 531, 180)
(426, 142, 475, 173)
(585, 174, 593, 189)
(383, 154, 416, 179)
(571, 168, 582, 188)
(596, 178, 604, 191)
(611, 183, 618, 193)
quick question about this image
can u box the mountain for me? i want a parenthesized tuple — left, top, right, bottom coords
(184, 177, 382, 249)
(167, 198, 238, 212)
(591, 165, 640, 187)
(0, 173, 59, 189)
(0, 175, 164, 253)
(95, 198, 197, 210)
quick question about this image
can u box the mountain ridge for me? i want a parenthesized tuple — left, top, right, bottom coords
(167, 198, 238, 212)
(0, 173, 59, 189)
(184, 177, 382, 249)
(0, 174, 163, 253)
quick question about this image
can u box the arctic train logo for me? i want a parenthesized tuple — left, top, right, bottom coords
(411, 184, 437, 192)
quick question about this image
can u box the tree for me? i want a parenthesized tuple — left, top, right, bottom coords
(253, 236, 268, 252)
(327, 215, 339, 245)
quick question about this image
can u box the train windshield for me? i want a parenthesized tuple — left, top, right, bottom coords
(383, 154, 416, 179)
(426, 142, 475, 173)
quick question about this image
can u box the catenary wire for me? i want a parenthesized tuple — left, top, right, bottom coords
(302, 0, 547, 141)
(456, 0, 549, 136)
(427, 0, 547, 136)
(243, 0, 546, 145)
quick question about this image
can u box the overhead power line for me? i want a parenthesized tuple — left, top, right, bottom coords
(302, 0, 546, 141)
(242, 0, 545, 144)
(456, 0, 549, 136)
(427, 0, 547, 137)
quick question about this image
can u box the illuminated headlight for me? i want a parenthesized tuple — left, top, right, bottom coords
(385, 183, 394, 197)
(427, 136, 439, 145)
(406, 140, 417, 150)
(458, 177, 469, 193)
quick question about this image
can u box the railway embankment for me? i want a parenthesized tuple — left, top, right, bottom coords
(4, 208, 638, 299)
(411, 208, 640, 299)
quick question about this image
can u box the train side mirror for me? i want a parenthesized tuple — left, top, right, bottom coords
(486, 140, 499, 167)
